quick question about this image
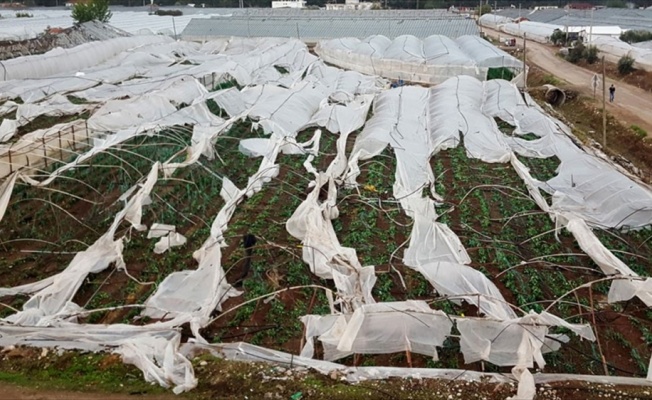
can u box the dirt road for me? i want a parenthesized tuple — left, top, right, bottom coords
(485, 27, 652, 135)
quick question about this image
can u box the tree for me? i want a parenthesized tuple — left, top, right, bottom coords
(550, 29, 568, 46)
(583, 45, 599, 64)
(606, 0, 627, 7)
(617, 55, 635, 75)
(71, 0, 112, 25)
(476, 4, 491, 16)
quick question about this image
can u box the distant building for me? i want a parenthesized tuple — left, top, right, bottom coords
(566, 3, 593, 10)
(326, 0, 376, 10)
(271, 0, 306, 8)
(65, 0, 89, 7)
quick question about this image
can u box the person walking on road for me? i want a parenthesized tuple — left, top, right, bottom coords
(609, 84, 616, 103)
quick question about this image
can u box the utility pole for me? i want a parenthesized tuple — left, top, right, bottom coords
(479, 0, 483, 35)
(589, 6, 594, 43)
(602, 56, 607, 147)
(522, 33, 527, 90)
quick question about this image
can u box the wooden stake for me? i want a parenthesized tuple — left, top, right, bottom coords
(589, 285, 609, 375)
(406, 349, 413, 368)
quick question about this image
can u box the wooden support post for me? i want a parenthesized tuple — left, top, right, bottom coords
(42, 137, 47, 168)
(58, 129, 63, 160)
(71, 124, 76, 151)
(8, 150, 12, 173)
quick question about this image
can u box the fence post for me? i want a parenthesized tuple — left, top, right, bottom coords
(42, 137, 47, 168)
(8, 150, 12, 173)
(58, 129, 63, 160)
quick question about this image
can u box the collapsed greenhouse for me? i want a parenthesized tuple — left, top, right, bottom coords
(0, 31, 651, 400)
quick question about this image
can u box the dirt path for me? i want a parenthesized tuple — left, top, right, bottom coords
(485, 27, 652, 135)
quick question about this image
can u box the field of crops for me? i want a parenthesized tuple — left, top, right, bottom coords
(0, 35, 651, 397)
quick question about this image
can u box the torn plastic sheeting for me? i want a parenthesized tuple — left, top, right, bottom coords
(0, 172, 18, 224)
(15, 94, 90, 123)
(286, 173, 376, 310)
(304, 95, 374, 139)
(482, 81, 652, 304)
(345, 86, 429, 193)
(508, 366, 536, 400)
(336, 301, 452, 359)
(154, 232, 187, 254)
(0, 119, 18, 142)
(1, 233, 125, 326)
(303, 62, 387, 103)
(113, 162, 160, 233)
(142, 134, 286, 328)
(299, 314, 350, 360)
(205, 87, 248, 117)
(76, 75, 207, 105)
(457, 311, 594, 369)
(88, 95, 180, 132)
(1, 163, 159, 323)
(0, 35, 172, 82)
(432, 76, 511, 163)
(239, 137, 310, 158)
(484, 84, 652, 229)
(402, 196, 471, 266)
(244, 82, 330, 139)
(0, 323, 196, 394)
(191, 341, 652, 388)
(419, 262, 518, 321)
(148, 223, 176, 239)
(142, 235, 240, 331)
(0, 100, 18, 115)
(609, 278, 652, 307)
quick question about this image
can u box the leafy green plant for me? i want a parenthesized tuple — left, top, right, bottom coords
(476, 4, 491, 16)
(620, 30, 652, 44)
(156, 9, 183, 16)
(71, 0, 112, 24)
(617, 55, 635, 75)
(15, 12, 33, 18)
(583, 45, 599, 64)
(565, 42, 585, 64)
(631, 124, 647, 138)
(550, 29, 568, 46)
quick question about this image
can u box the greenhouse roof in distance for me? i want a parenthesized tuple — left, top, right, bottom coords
(181, 16, 480, 43)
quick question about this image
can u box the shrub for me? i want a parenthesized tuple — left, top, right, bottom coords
(606, 0, 627, 7)
(617, 55, 635, 75)
(476, 4, 491, 16)
(15, 12, 33, 18)
(72, 0, 112, 24)
(620, 30, 652, 44)
(156, 9, 183, 16)
(565, 42, 585, 64)
(631, 125, 647, 138)
(583, 45, 599, 64)
(550, 29, 568, 46)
